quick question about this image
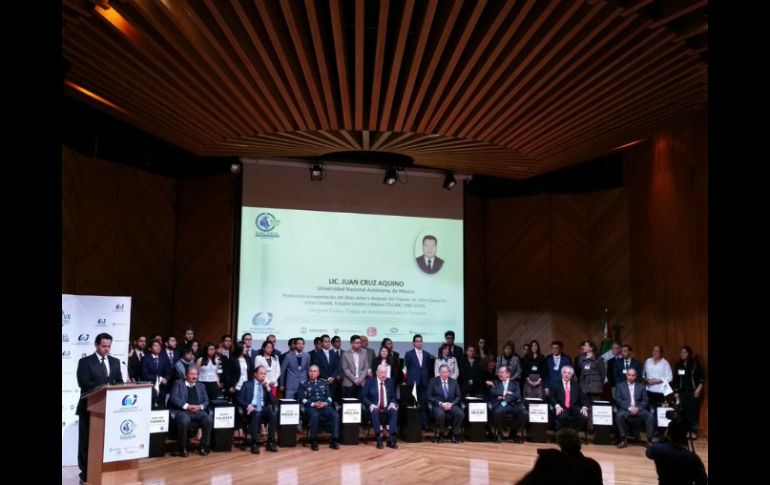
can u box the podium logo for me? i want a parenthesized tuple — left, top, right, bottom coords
(114, 304, 125, 312)
(251, 312, 273, 326)
(367, 327, 377, 337)
(62, 334, 69, 342)
(78, 334, 90, 342)
(121, 394, 138, 407)
(96, 318, 107, 326)
(120, 419, 137, 437)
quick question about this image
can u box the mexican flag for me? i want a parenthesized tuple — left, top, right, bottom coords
(402, 359, 408, 382)
(599, 309, 612, 354)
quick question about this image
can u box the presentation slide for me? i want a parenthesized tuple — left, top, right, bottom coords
(237, 207, 463, 354)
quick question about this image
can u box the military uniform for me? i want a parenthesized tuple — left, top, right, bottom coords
(299, 378, 339, 442)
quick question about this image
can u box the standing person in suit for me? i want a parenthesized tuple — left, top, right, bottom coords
(361, 364, 399, 449)
(438, 330, 465, 364)
(141, 339, 172, 408)
(548, 366, 589, 432)
(341, 335, 368, 398)
(168, 366, 213, 457)
(611, 344, 643, 389)
(429, 364, 465, 442)
(544, 341, 572, 397)
(360, 335, 376, 375)
(488, 365, 527, 443)
(404, 334, 433, 429)
(264, 334, 282, 359)
(311, 334, 340, 398)
(127, 335, 147, 382)
(241, 333, 257, 376)
(164, 335, 181, 366)
(380, 338, 400, 362)
(280, 337, 310, 399)
(308, 336, 323, 362)
(672, 345, 705, 435)
(236, 365, 279, 454)
(416, 235, 444, 274)
(76, 332, 124, 484)
(613, 368, 656, 448)
(181, 327, 195, 349)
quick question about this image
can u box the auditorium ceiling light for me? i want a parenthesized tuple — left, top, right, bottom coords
(309, 162, 325, 181)
(443, 173, 457, 190)
(383, 166, 399, 185)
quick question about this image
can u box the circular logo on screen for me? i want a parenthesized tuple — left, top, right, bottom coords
(255, 213, 278, 232)
(252, 312, 273, 326)
(120, 420, 136, 436)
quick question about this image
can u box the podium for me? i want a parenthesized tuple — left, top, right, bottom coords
(400, 406, 422, 442)
(83, 383, 153, 485)
(278, 399, 299, 447)
(525, 398, 549, 443)
(210, 399, 235, 452)
(341, 398, 362, 445)
(591, 401, 614, 445)
(464, 397, 488, 442)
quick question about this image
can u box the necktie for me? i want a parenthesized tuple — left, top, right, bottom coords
(379, 381, 385, 410)
(428, 259, 432, 271)
(153, 357, 158, 369)
(442, 381, 448, 399)
(101, 357, 108, 378)
(168, 350, 173, 361)
(297, 354, 302, 369)
(564, 382, 571, 408)
(256, 383, 263, 412)
(625, 360, 629, 370)
(502, 381, 508, 407)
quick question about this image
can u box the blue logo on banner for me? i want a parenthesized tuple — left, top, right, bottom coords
(114, 304, 125, 311)
(390, 328, 399, 334)
(252, 312, 273, 326)
(256, 213, 278, 232)
(122, 394, 138, 406)
(120, 420, 136, 436)
(78, 334, 89, 342)
(97, 318, 107, 326)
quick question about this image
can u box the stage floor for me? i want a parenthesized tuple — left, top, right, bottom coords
(62, 436, 708, 484)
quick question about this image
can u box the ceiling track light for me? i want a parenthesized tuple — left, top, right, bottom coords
(443, 172, 457, 190)
(309, 162, 325, 181)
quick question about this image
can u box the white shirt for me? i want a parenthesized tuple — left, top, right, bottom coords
(353, 352, 360, 378)
(628, 382, 636, 407)
(553, 355, 561, 369)
(644, 357, 673, 393)
(255, 355, 281, 385)
(416, 349, 423, 366)
(98, 354, 110, 377)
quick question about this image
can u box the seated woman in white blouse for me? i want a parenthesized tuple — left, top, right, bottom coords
(434, 343, 459, 380)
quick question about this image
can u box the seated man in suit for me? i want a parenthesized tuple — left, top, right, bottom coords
(361, 364, 399, 449)
(489, 365, 527, 443)
(429, 364, 465, 443)
(168, 366, 213, 457)
(76, 332, 124, 485)
(548, 365, 589, 432)
(613, 367, 656, 448)
(298, 364, 340, 451)
(236, 365, 279, 454)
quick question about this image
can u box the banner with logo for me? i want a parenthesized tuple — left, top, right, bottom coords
(62, 294, 132, 466)
(104, 386, 151, 462)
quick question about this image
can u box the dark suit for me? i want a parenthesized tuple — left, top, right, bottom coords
(168, 379, 213, 448)
(236, 379, 278, 444)
(612, 358, 643, 388)
(416, 255, 444, 274)
(312, 348, 341, 383)
(428, 377, 464, 436)
(361, 377, 398, 443)
(545, 354, 573, 389)
(405, 348, 432, 427)
(548, 379, 588, 431)
(613, 380, 655, 440)
(127, 350, 145, 382)
(76, 353, 123, 482)
(140, 353, 172, 407)
(488, 379, 527, 435)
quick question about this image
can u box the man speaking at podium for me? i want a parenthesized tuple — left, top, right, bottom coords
(76, 332, 124, 485)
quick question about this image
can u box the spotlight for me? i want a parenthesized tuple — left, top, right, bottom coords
(383, 166, 398, 185)
(309, 163, 325, 181)
(230, 163, 241, 174)
(442, 172, 457, 190)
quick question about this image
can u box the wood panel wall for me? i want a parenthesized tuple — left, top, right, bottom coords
(62, 145, 176, 344)
(625, 113, 708, 433)
(172, 175, 237, 347)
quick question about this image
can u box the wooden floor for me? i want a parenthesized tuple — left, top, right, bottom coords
(62, 437, 708, 484)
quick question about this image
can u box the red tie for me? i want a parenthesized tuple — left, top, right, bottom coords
(564, 382, 571, 409)
(379, 381, 385, 410)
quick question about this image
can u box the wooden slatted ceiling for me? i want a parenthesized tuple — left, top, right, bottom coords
(62, 0, 707, 179)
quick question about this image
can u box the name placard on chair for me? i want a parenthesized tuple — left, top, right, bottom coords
(150, 409, 169, 433)
(528, 403, 549, 423)
(592, 405, 613, 425)
(657, 407, 673, 428)
(214, 406, 235, 429)
(280, 402, 300, 425)
(468, 402, 488, 423)
(342, 402, 362, 423)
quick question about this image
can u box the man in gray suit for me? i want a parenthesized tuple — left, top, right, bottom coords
(613, 367, 656, 448)
(168, 366, 213, 456)
(341, 334, 368, 398)
(360, 335, 376, 374)
(280, 337, 311, 399)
